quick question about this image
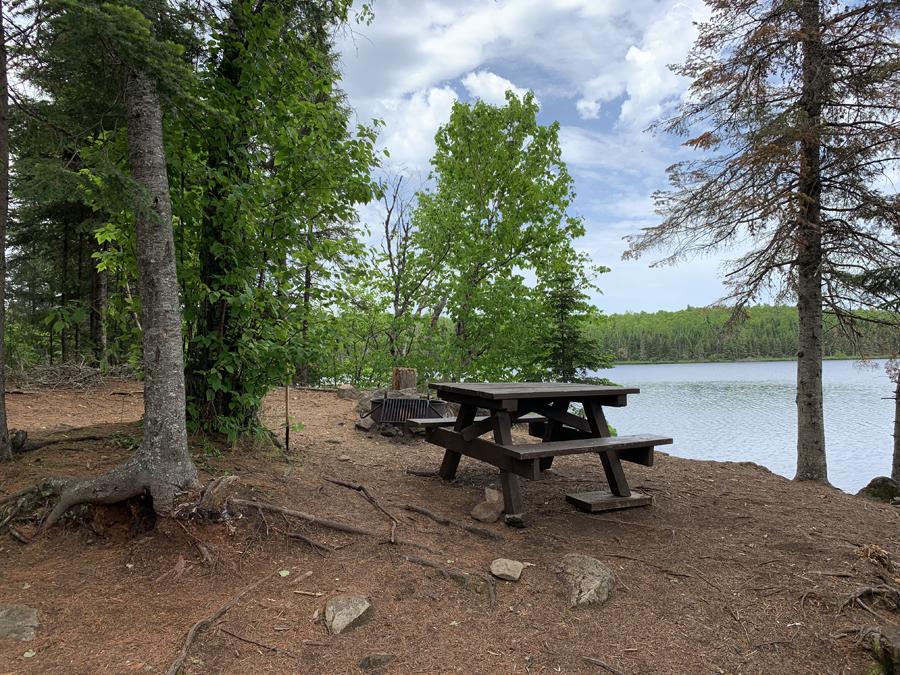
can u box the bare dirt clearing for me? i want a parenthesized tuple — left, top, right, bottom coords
(0, 384, 897, 674)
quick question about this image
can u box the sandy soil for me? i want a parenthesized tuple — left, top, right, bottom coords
(0, 383, 897, 675)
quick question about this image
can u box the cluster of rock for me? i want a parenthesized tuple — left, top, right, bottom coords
(349, 386, 439, 438)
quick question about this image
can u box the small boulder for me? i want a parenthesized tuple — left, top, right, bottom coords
(869, 625, 900, 673)
(557, 554, 616, 608)
(337, 384, 361, 401)
(490, 558, 525, 581)
(355, 416, 376, 432)
(471, 488, 504, 523)
(359, 653, 395, 669)
(324, 596, 372, 635)
(857, 477, 900, 503)
(0, 604, 39, 641)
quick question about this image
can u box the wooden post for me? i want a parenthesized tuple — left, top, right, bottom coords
(392, 367, 417, 391)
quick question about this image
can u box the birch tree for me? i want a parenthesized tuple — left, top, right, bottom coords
(625, 0, 900, 483)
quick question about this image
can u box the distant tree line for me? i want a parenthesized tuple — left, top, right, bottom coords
(596, 306, 900, 364)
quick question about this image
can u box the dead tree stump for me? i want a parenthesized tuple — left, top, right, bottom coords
(392, 368, 417, 391)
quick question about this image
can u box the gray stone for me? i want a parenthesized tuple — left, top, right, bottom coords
(558, 554, 616, 608)
(355, 416, 376, 432)
(324, 596, 372, 635)
(857, 476, 900, 503)
(380, 426, 399, 437)
(0, 605, 38, 641)
(471, 488, 504, 523)
(355, 388, 421, 415)
(490, 558, 525, 581)
(359, 653, 395, 669)
(337, 384, 361, 400)
(869, 625, 900, 673)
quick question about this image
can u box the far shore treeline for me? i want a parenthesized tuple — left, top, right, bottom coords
(596, 305, 900, 365)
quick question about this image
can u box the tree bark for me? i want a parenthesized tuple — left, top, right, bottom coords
(892, 378, 900, 483)
(45, 67, 199, 524)
(0, 9, 12, 462)
(794, 0, 828, 483)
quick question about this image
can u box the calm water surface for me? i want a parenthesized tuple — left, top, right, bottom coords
(597, 360, 895, 494)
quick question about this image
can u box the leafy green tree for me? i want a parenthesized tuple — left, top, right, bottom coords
(625, 0, 900, 483)
(414, 91, 585, 381)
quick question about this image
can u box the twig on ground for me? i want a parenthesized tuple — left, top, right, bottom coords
(393, 503, 502, 541)
(324, 478, 397, 523)
(0, 497, 27, 529)
(0, 484, 40, 507)
(273, 527, 335, 554)
(405, 555, 497, 610)
(174, 520, 217, 565)
(229, 499, 442, 555)
(166, 569, 278, 675)
(753, 627, 801, 649)
(580, 656, 628, 675)
(8, 526, 30, 544)
(406, 469, 439, 478)
(220, 627, 298, 659)
(603, 553, 691, 578)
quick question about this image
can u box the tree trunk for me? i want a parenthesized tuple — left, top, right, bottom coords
(90, 241, 108, 368)
(0, 9, 11, 462)
(794, 0, 828, 483)
(892, 378, 900, 483)
(45, 67, 198, 524)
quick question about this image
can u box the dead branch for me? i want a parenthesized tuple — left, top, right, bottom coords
(406, 469, 439, 478)
(753, 627, 800, 649)
(273, 527, 335, 554)
(7, 526, 29, 544)
(166, 569, 278, 675)
(843, 585, 900, 611)
(229, 499, 442, 555)
(603, 553, 692, 578)
(405, 555, 496, 610)
(581, 655, 628, 675)
(0, 497, 27, 530)
(324, 478, 397, 522)
(220, 627, 298, 659)
(0, 484, 40, 507)
(393, 503, 502, 541)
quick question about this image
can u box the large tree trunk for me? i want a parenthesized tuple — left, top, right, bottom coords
(794, 0, 828, 483)
(892, 378, 900, 483)
(45, 68, 198, 524)
(0, 9, 12, 462)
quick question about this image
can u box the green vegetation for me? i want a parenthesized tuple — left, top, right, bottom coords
(595, 306, 900, 364)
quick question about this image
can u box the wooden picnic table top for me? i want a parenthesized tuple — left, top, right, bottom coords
(428, 382, 640, 400)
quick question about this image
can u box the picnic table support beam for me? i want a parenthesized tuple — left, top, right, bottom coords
(599, 450, 631, 497)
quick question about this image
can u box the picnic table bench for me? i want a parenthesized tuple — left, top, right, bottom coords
(407, 382, 673, 524)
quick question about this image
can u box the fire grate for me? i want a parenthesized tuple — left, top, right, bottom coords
(366, 396, 446, 425)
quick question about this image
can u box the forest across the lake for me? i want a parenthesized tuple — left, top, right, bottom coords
(594, 304, 900, 364)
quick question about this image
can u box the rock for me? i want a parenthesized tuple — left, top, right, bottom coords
(869, 625, 900, 673)
(355, 416, 376, 432)
(380, 426, 399, 437)
(471, 488, 504, 523)
(324, 596, 372, 635)
(337, 384, 361, 401)
(857, 477, 900, 503)
(490, 558, 525, 581)
(557, 554, 616, 608)
(359, 653, 395, 669)
(0, 604, 39, 641)
(338, 455, 352, 462)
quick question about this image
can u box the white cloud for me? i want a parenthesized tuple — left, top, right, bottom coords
(461, 71, 534, 107)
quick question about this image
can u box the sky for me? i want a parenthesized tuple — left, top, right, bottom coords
(335, 0, 733, 315)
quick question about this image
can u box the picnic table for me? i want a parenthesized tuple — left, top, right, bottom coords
(408, 382, 673, 524)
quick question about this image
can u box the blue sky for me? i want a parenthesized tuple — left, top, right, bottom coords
(336, 0, 738, 315)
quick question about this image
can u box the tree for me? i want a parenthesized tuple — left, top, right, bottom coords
(413, 91, 586, 381)
(528, 251, 613, 383)
(625, 0, 900, 483)
(14, 0, 200, 523)
(0, 7, 12, 461)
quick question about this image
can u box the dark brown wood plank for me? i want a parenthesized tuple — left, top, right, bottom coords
(500, 470, 525, 516)
(438, 449, 462, 480)
(524, 401, 591, 433)
(454, 404, 478, 432)
(428, 428, 540, 481)
(599, 449, 631, 497)
(500, 434, 673, 460)
(429, 382, 639, 400)
(583, 398, 612, 438)
(566, 491, 654, 512)
(460, 416, 494, 441)
(491, 411, 514, 446)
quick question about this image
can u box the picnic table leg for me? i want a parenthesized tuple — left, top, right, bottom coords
(598, 450, 631, 497)
(499, 469, 525, 519)
(438, 450, 462, 480)
(539, 457, 554, 471)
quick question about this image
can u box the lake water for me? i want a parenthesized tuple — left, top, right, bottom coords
(595, 360, 895, 494)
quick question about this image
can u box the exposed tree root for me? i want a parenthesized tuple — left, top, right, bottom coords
(581, 655, 628, 675)
(229, 499, 442, 555)
(404, 555, 497, 609)
(10, 429, 109, 454)
(393, 503, 502, 541)
(0, 484, 41, 507)
(325, 478, 397, 523)
(167, 569, 278, 675)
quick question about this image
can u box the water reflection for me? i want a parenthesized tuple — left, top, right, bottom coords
(598, 360, 894, 494)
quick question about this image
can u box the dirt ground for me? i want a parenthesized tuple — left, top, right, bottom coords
(0, 382, 898, 675)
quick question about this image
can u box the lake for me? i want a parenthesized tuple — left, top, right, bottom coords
(596, 360, 895, 494)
